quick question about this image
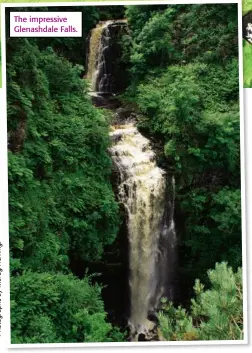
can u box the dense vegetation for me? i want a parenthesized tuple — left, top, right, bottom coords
(123, 3, 241, 290)
(7, 7, 122, 343)
(7, 3, 242, 343)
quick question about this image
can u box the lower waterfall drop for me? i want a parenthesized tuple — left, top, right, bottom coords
(110, 123, 176, 341)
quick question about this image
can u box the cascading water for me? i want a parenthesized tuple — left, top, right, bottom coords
(86, 20, 128, 94)
(86, 22, 105, 91)
(110, 124, 177, 340)
(87, 21, 112, 92)
(86, 20, 177, 341)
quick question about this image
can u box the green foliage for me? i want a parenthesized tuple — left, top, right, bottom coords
(125, 4, 238, 84)
(125, 4, 169, 37)
(7, 37, 119, 271)
(158, 299, 198, 341)
(158, 263, 243, 341)
(243, 40, 252, 88)
(125, 3, 241, 282)
(243, 0, 252, 15)
(169, 4, 238, 64)
(11, 271, 125, 343)
(128, 8, 176, 77)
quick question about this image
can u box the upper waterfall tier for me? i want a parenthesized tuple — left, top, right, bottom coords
(86, 20, 128, 95)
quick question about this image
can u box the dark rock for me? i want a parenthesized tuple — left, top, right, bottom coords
(138, 333, 146, 341)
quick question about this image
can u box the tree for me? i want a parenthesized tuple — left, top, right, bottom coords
(158, 263, 243, 341)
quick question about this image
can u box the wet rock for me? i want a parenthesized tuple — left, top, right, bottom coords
(112, 107, 138, 125)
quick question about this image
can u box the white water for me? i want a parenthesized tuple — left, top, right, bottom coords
(110, 124, 176, 340)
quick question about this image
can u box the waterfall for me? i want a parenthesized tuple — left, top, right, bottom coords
(86, 20, 128, 94)
(87, 21, 112, 92)
(86, 22, 105, 91)
(87, 20, 177, 341)
(110, 123, 177, 340)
